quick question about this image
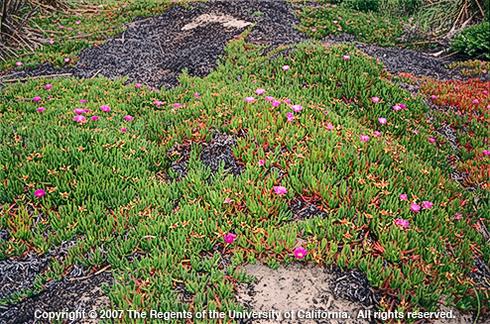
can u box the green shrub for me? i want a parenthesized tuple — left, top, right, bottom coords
(342, 0, 380, 12)
(451, 22, 490, 60)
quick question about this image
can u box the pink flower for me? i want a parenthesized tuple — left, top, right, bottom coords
(282, 65, 290, 71)
(223, 197, 233, 204)
(135, 83, 142, 89)
(394, 218, 410, 230)
(360, 135, 370, 142)
(224, 233, 237, 244)
(36, 107, 45, 113)
(472, 99, 479, 105)
(16, 61, 23, 67)
(34, 189, 46, 199)
(373, 130, 381, 137)
(342, 55, 350, 61)
(258, 159, 265, 166)
(392, 104, 402, 111)
(483, 149, 490, 156)
(255, 88, 266, 95)
(272, 100, 281, 108)
(293, 246, 308, 259)
(44, 84, 53, 90)
(79, 99, 87, 104)
(73, 115, 86, 123)
(292, 105, 303, 113)
(421, 201, 433, 209)
(428, 137, 436, 144)
(74, 108, 87, 115)
(100, 105, 111, 113)
(378, 117, 387, 125)
(283, 98, 292, 104)
(399, 103, 407, 109)
(91, 115, 99, 121)
(123, 115, 134, 122)
(120, 127, 127, 133)
(273, 186, 287, 195)
(286, 112, 294, 122)
(371, 96, 380, 103)
(194, 92, 200, 98)
(454, 213, 462, 221)
(75, 20, 81, 25)
(399, 193, 408, 201)
(64, 57, 70, 63)
(244, 97, 255, 103)
(48, 39, 55, 45)
(430, 95, 438, 100)
(173, 103, 182, 109)
(153, 100, 163, 107)
(265, 96, 274, 102)
(483, 90, 488, 95)
(326, 123, 334, 131)
(32, 96, 42, 103)
(410, 203, 421, 213)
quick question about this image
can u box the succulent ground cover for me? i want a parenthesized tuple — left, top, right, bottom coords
(1, 37, 489, 319)
(0, 0, 489, 323)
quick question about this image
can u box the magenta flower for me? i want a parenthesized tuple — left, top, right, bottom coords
(410, 203, 421, 213)
(224, 233, 237, 244)
(472, 99, 479, 105)
(272, 100, 281, 108)
(342, 55, 350, 61)
(73, 115, 86, 123)
(91, 115, 99, 121)
(79, 99, 87, 104)
(483, 90, 488, 95)
(265, 96, 274, 102)
(399, 103, 407, 109)
(44, 84, 53, 90)
(399, 193, 408, 201)
(282, 65, 290, 71)
(153, 100, 163, 107)
(371, 96, 380, 103)
(286, 112, 294, 122)
(360, 135, 370, 142)
(394, 218, 410, 230)
(123, 115, 134, 122)
(16, 61, 23, 67)
(454, 213, 462, 221)
(255, 88, 266, 95)
(100, 105, 111, 113)
(326, 123, 334, 131)
(258, 159, 265, 166)
(421, 201, 433, 209)
(283, 98, 292, 104)
(273, 186, 287, 195)
(430, 95, 438, 100)
(32, 96, 42, 103)
(173, 103, 182, 109)
(292, 105, 303, 113)
(392, 104, 402, 111)
(223, 197, 233, 204)
(120, 127, 127, 133)
(74, 108, 87, 115)
(373, 130, 381, 137)
(36, 107, 45, 113)
(378, 117, 387, 125)
(428, 137, 436, 144)
(194, 92, 201, 98)
(483, 149, 490, 156)
(135, 83, 142, 89)
(293, 246, 308, 259)
(34, 189, 46, 199)
(244, 96, 255, 103)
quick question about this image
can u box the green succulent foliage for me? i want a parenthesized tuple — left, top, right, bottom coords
(451, 22, 490, 60)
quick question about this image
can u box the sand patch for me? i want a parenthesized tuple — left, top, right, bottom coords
(182, 13, 252, 31)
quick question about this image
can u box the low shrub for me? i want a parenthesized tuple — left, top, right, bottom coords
(451, 22, 490, 60)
